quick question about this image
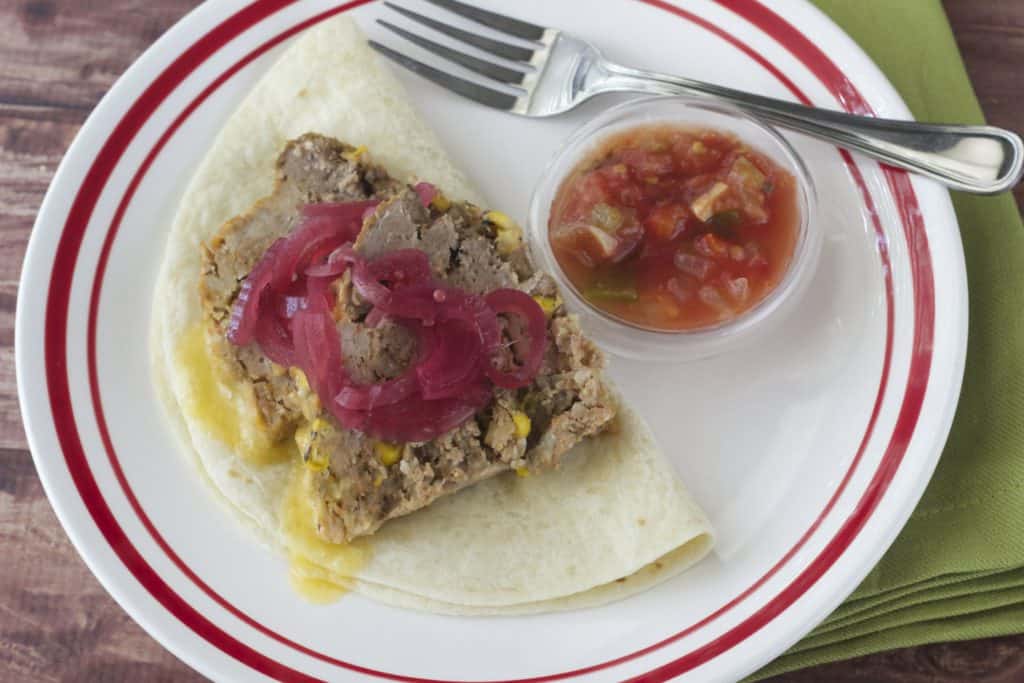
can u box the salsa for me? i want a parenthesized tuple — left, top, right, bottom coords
(549, 124, 798, 331)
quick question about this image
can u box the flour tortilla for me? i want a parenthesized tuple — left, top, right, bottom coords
(153, 15, 713, 614)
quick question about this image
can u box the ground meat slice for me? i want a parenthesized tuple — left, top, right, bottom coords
(338, 319, 417, 384)
(355, 190, 517, 293)
(446, 235, 518, 293)
(483, 391, 528, 467)
(417, 213, 460, 274)
(199, 133, 618, 544)
(354, 192, 429, 259)
(305, 184, 616, 543)
(199, 134, 401, 440)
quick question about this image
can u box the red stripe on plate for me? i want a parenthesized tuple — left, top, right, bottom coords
(91, 6, 894, 678)
(38, 0, 936, 680)
(641, 0, 810, 105)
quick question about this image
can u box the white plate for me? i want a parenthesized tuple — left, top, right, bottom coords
(16, 1, 966, 681)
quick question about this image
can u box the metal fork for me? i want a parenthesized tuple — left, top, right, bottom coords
(369, 0, 1023, 195)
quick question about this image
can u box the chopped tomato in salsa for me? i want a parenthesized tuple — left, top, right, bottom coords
(549, 125, 798, 331)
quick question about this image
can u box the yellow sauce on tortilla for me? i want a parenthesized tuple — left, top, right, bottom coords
(177, 324, 293, 466)
(280, 464, 369, 603)
(288, 557, 351, 604)
(179, 325, 368, 602)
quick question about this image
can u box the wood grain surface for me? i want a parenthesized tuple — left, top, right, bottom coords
(1, 1, 1021, 681)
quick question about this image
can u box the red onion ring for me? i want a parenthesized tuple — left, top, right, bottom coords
(351, 249, 433, 309)
(363, 306, 388, 328)
(227, 196, 550, 443)
(226, 237, 286, 345)
(304, 244, 359, 278)
(416, 319, 483, 400)
(335, 371, 419, 411)
(252, 311, 296, 368)
(413, 182, 437, 207)
(359, 382, 492, 443)
(483, 289, 548, 389)
(436, 289, 501, 354)
(277, 295, 307, 320)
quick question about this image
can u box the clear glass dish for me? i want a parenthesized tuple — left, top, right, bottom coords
(528, 95, 820, 362)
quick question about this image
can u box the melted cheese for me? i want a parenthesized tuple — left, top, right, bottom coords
(178, 324, 368, 602)
(289, 555, 351, 604)
(177, 324, 293, 466)
(281, 464, 369, 603)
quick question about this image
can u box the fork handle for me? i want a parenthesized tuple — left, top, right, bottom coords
(599, 62, 1024, 195)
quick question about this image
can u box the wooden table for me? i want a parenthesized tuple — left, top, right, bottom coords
(1, 1, 1021, 681)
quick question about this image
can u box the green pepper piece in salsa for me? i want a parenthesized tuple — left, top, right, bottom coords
(709, 209, 742, 229)
(708, 209, 742, 239)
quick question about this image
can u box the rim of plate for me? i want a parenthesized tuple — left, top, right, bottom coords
(15, 0, 967, 681)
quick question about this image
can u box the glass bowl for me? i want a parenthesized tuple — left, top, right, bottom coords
(527, 95, 820, 362)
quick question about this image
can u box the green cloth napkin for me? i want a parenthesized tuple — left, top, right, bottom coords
(753, 1, 1024, 678)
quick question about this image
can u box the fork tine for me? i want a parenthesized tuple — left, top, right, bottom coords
(368, 41, 521, 111)
(422, 0, 547, 42)
(383, 2, 535, 63)
(378, 20, 528, 85)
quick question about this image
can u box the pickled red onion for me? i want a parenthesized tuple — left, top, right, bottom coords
(363, 306, 388, 328)
(253, 311, 296, 368)
(227, 196, 548, 442)
(413, 182, 437, 206)
(416, 319, 483, 400)
(484, 288, 548, 389)
(335, 371, 419, 411)
(357, 382, 492, 444)
(226, 237, 286, 345)
(351, 249, 433, 309)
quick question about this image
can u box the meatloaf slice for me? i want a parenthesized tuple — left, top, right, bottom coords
(305, 190, 615, 543)
(199, 134, 616, 544)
